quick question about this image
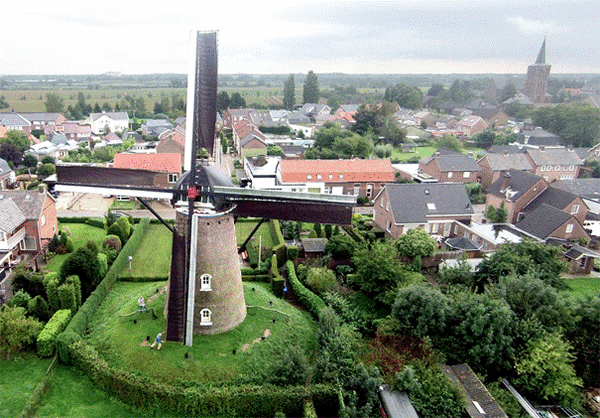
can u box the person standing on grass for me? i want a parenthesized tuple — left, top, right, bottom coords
(151, 333, 163, 350)
(138, 296, 148, 313)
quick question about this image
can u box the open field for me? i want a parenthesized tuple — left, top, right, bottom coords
(390, 146, 436, 161)
(85, 281, 316, 385)
(0, 354, 51, 417)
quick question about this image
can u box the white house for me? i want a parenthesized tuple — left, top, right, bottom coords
(84, 112, 129, 135)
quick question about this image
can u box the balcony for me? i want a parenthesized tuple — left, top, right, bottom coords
(0, 228, 26, 251)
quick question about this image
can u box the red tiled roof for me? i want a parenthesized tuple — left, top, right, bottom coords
(113, 153, 182, 174)
(280, 159, 395, 183)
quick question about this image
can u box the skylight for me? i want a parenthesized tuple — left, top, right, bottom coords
(427, 203, 436, 210)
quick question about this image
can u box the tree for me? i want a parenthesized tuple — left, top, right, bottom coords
(498, 82, 518, 103)
(305, 267, 337, 295)
(44, 93, 64, 113)
(22, 154, 38, 171)
(302, 70, 319, 104)
(395, 228, 437, 259)
(515, 332, 582, 407)
(351, 241, 408, 304)
(446, 79, 471, 105)
(473, 129, 499, 149)
(534, 102, 600, 148)
(0, 95, 9, 110)
(37, 163, 56, 178)
(0, 306, 43, 359)
(59, 241, 102, 300)
(427, 83, 445, 97)
(434, 134, 463, 153)
(283, 74, 296, 110)
(0, 143, 22, 167)
(216, 91, 230, 113)
(2, 130, 31, 152)
(485, 204, 508, 223)
(229, 92, 246, 109)
(325, 234, 357, 260)
(392, 284, 451, 338)
(566, 295, 600, 387)
(384, 83, 423, 109)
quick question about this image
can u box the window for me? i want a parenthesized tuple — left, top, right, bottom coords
(41, 215, 46, 226)
(386, 200, 390, 211)
(200, 274, 212, 291)
(571, 205, 580, 215)
(463, 171, 470, 178)
(353, 184, 360, 195)
(448, 172, 453, 178)
(569, 165, 574, 171)
(386, 220, 392, 232)
(328, 174, 333, 180)
(339, 174, 344, 180)
(317, 174, 322, 180)
(427, 203, 436, 211)
(565, 224, 574, 234)
(168, 173, 178, 183)
(541, 165, 546, 172)
(200, 309, 212, 326)
(307, 175, 312, 180)
(546, 165, 552, 171)
(431, 223, 439, 233)
(555, 165, 560, 171)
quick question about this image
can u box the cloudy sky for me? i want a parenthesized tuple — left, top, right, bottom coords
(1, 0, 598, 75)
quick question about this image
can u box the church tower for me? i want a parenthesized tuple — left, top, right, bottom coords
(523, 38, 551, 103)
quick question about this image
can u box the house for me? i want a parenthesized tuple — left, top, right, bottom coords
(419, 150, 481, 183)
(141, 119, 174, 137)
(434, 115, 457, 130)
(521, 185, 588, 225)
(524, 147, 582, 181)
(471, 107, 509, 130)
(19, 113, 66, 132)
(298, 103, 331, 119)
(113, 153, 181, 188)
(0, 112, 32, 135)
(373, 183, 474, 239)
(456, 115, 488, 137)
(156, 124, 186, 164)
(412, 111, 436, 128)
(243, 155, 279, 189)
(451, 221, 541, 251)
(515, 203, 589, 242)
(233, 121, 268, 159)
(514, 128, 564, 149)
(0, 189, 58, 261)
(477, 152, 534, 188)
(486, 170, 547, 224)
(222, 108, 255, 128)
(280, 145, 306, 160)
(0, 159, 15, 190)
(552, 178, 600, 236)
(547, 237, 600, 275)
(335, 105, 359, 116)
(61, 121, 92, 141)
(84, 112, 129, 135)
(278, 158, 395, 199)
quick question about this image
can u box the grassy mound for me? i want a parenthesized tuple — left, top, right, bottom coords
(85, 281, 316, 385)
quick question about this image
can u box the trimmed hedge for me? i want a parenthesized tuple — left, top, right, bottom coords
(37, 309, 72, 357)
(85, 218, 105, 229)
(118, 276, 169, 282)
(57, 217, 150, 364)
(287, 245, 299, 261)
(66, 340, 336, 417)
(270, 254, 285, 297)
(242, 274, 270, 283)
(286, 260, 326, 318)
(270, 220, 287, 267)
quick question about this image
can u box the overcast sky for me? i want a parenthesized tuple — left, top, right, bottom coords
(1, 0, 599, 75)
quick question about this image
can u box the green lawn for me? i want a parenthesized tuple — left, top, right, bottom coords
(118, 224, 173, 279)
(564, 277, 600, 299)
(35, 365, 145, 418)
(390, 146, 436, 162)
(0, 354, 51, 417)
(43, 223, 108, 273)
(85, 281, 316, 385)
(235, 220, 275, 249)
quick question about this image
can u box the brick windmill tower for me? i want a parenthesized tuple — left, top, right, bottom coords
(523, 38, 552, 104)
(55, 31, 355, 346)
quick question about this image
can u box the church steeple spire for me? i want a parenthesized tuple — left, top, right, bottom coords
(535, 37, 547, 64)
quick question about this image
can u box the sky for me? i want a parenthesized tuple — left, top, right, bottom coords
(1, 0, 599, 75)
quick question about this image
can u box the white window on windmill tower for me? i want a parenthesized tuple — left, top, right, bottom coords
(200, 309, 212, 326)
(200, 274, 212, 291)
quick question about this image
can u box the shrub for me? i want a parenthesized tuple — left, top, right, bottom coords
(97, 253, 109, 278)
(241, 267, 255, 276)
(9, 289, 32, 309)
(286, 260, 326, 318)
(27, 295, 50, 322)
(60, 241, 102, 301)
(37, 309, 72, 357)
(287, 245, 299, 260)
(305, 267, 336, 295)
(58, 283, 77, 312)
(65, 275, 82, 308)
(0, 306, 43, 359)
(43, 272, 60, 313)
(102, 234, 122, 253)
(107, 223, 127, 246)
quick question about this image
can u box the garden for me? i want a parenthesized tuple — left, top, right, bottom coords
(2, 211, 600, 417)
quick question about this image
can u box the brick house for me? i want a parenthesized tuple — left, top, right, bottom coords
(516, 204, 589, 242)
(0, 112, 32, 135)
(456, 115, 488, 137)
(373, 183, 474, 239)
(477, 152, 534, 189)
(156, 123, 186, 164)
(419, 150, 481, 183)
(471, 108, 509, 130)
(524, 147, 582, 182)
(0, 190, 58, 256)
(113, 153, 182, 188)
(486, 170, 547, 224)
(278, 159, 395, 199)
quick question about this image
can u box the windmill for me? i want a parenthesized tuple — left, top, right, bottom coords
(55, 31, 356, 346)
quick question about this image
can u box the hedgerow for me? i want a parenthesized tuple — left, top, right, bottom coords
(37, 309, 72, 357)
(286, 260, 326, 318)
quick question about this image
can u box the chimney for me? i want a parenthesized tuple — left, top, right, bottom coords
(567, 145, 574, 152)
(500, 172, 511, 191)
(539, 145, 545, 151)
